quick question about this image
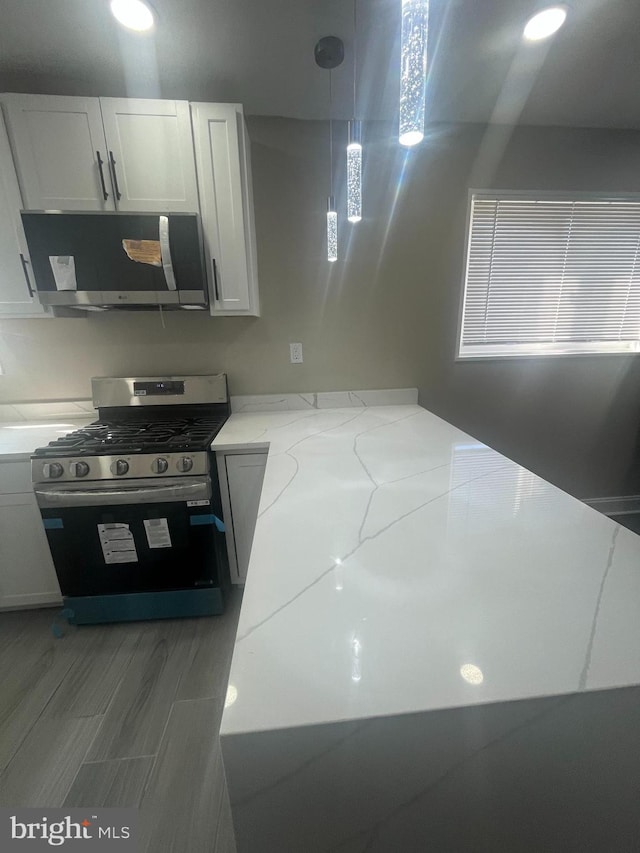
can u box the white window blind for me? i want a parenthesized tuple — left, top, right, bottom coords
(458, 193, 640, 358)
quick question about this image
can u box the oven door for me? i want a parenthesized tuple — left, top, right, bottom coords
(35, 477, 225, 597)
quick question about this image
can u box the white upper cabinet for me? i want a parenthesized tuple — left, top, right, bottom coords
(191, 103, 260, 316)
(3, 95, 198, 214)
(1, 94, 259, 317)
(0, 109, 47, 316)
(2, 94, 115, 211)
(99, 98, 199, 213)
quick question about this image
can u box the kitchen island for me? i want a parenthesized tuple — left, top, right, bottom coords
(213, 403, 640, 852)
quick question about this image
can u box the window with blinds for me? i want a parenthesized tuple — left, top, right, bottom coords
(458, 193, 640, 358)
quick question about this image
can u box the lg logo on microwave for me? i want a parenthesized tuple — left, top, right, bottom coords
(1, 809, 137, 850)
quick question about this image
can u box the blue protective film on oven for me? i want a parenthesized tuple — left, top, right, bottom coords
(43, 518, 64, 529)
(190, 514, 225, 532)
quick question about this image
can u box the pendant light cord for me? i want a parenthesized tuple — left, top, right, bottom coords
(329, 70, 333, 197)
(353, 0, 357, 119)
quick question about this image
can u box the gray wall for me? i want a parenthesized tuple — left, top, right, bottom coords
(0, 118, 425, 403)
(1, 117, 640, 497)
(407, 124, 640, 499)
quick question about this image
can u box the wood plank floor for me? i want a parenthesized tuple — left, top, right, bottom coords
(0, 590, 242, 852)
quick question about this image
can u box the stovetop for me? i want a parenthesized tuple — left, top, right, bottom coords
(33, 415, 228, 458)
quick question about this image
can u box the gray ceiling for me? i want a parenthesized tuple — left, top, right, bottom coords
(0, 0, 638, 128)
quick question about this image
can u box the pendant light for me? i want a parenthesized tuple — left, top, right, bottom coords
(399, 0, 429, 147)
(315, 37, 344, 262)
(347, 0, 362, 223)
(327, 74, 338, 262)
(327, 196, 338, 262)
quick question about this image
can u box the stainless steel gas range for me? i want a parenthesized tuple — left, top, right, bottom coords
(31, 374, 230, 625)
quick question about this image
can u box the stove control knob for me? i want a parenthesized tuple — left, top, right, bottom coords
(176, 456, 193, 473)
(43, 462, 64, 479)
(111, 459, 129, 476)
(151, 457, 169, 475)
(69, 461, 90, 478)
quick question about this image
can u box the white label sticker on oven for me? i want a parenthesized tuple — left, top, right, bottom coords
(187, 499, 210, 507)
(98, 522, 138, 564)
(144, 517, 172, 549)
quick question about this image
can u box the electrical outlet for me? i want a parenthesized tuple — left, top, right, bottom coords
(289, 342, 303, 364)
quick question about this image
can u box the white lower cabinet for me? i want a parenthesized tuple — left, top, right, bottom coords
(217, 451, 267, 584)
(0, 469, 62, 608)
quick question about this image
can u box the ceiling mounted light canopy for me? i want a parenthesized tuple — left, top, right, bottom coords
(523, 5, 568, 41)
(399, 0, 429, 147)
(110, 0, 155, 32)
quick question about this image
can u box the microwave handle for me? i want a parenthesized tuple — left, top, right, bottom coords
(159, 216, 177, 291)
(19, 253, 35, 298)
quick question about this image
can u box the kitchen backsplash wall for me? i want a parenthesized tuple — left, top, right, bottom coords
(2, 115, 640, 498)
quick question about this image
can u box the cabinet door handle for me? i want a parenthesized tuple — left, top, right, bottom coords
(212, 258, 220, 302)
(96, 150, 109, 201)
(19, 253, 35, 298)
(109, 150, 122, 201)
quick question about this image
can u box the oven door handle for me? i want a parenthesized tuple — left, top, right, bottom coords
(35, 477, 211, 508)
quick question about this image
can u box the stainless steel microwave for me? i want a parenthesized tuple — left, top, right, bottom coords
(21, 211, 208, 310)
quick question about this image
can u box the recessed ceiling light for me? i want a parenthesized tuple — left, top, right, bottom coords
(460, 663, 484, 685)
(523, 5, 568, 41)
(110, 0, 155, 32)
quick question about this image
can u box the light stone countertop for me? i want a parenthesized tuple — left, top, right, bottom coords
(0, 418, 95, 462)
(213, 404, 640, 737)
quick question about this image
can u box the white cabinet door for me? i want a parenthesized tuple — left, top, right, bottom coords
(0, 110, 47, 316)
(100, 98, 199, 213)
(191, 103, 260, 316)
(220, 452, 267, 583)
(2, 94, 114, 211)
(0, 493, 62, 609)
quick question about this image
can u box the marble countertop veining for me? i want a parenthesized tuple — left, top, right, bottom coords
(214, 405, 640, 736)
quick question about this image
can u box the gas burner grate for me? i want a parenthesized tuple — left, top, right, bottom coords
(33, 412, 229, 458)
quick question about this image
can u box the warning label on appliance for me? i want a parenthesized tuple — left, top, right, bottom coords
(98, 522, 138, 564)
(144, 517, 172, 549)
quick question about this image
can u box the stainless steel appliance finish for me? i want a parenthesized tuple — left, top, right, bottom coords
(21, 211, 208, 310)
(91, 374, 228, 409)
(32, 451, 209, 484)
(37, 290, 207, 308)
(31, 374, 230, 625)
(34, 476, 211, 508)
